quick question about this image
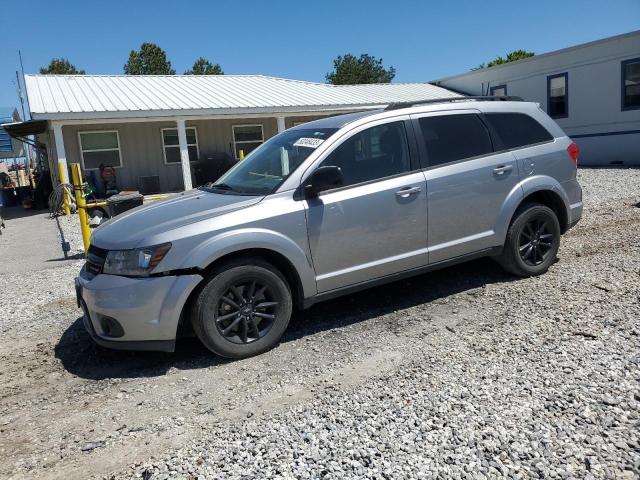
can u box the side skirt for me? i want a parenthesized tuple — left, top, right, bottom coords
(302, 247, 502, 309)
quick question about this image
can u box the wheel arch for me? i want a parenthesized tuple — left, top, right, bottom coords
(177, 228, 316, 331)
(517, 189, 568, 233)
(496, 176, 570, 245)
(176, 246, 309, 339)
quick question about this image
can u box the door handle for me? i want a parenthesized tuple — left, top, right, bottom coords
(395, 186, 421, 198)
(493, 165, 513, 175)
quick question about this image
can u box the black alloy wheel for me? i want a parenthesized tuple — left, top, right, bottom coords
(518, 218, 555, 266)
(496, 202, 561, 277)
(191, 258, 293, 359)
(215, 280, 278, 344)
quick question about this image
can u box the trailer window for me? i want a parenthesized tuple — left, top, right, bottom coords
(547, 73, 568, 118)
(622, 58, 640, 110)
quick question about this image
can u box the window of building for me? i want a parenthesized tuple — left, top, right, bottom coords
(319, 121, 411, 188)
(78, 130, 122, 170)
(622, 57, 640, 110)
(418, 114, 493, 167)
(490, 84, 507, 96)
(232, 125, 264, 158)
(484, 113, 553, 150)
(547, 73, 568, 118)
(161, 127, 199, 164)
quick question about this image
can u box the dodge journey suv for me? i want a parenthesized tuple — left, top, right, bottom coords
(76, 97, 582, 359)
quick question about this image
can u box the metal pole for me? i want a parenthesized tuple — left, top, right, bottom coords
(176, 119, 193, 190)
(70, 163, 90, 254)
(16, 70, 32, 177)
(57, 161, 70, 215)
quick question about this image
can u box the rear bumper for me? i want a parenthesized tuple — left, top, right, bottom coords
(562, 177, 583, 231)
(75, 268, 202, 352)
(568, 201, 583, 230)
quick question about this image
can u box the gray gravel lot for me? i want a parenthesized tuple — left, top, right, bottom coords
(0, 168, 638, 479)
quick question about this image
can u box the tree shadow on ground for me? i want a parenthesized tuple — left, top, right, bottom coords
(2, 206, 46, 220)
(55, 257, 515, 381)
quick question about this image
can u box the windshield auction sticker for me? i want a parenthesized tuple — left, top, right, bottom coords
(293, 137, 325, 148)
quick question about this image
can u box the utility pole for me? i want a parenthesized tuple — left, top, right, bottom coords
(17, 50, 33, 184)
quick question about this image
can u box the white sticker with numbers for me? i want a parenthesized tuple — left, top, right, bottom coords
(293, 137, 325, 148)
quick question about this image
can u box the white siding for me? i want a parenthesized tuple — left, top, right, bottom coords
(434, 31, 640, 165)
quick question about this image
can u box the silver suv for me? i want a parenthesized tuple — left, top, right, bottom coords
(76, 97, 583, 359)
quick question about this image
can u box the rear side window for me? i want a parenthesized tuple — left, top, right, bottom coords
(418, 114, 493, 167)
(484, 113, 553, 150)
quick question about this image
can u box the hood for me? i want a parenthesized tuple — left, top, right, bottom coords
(91, 189, 263, 250)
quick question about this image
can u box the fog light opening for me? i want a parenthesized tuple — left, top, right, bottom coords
(99, 316, 125, 338)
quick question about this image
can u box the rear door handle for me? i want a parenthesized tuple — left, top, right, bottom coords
(395, 186, 421, 198)
(493, 165, 513, 175)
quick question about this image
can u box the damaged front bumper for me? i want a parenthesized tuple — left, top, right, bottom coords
(75, 267, 202, 352)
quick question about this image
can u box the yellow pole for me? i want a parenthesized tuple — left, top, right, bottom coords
(70, 163, 91, 254)
(57, 161, 70, 216)
(239, 149, 244, 160)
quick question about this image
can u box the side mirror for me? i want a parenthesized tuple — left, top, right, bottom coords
(303, 166, 344, 198)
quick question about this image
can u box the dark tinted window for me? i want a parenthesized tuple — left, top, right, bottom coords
(548, 73, 568, 118)
(319, 121, 411, 187)
(485, 113, 553, 150)
(418, 114, 493, 167)
(622, 58, 640, 109)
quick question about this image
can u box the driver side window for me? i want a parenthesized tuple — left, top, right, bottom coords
(319, 121, 411, 188)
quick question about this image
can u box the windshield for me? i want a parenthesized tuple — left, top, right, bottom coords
(201, 127, 338, 195)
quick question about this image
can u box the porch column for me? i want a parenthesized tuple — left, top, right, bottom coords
(276, 116, 286, 133)
(176, 119, 193, 190)
(52, 123, 69, 184)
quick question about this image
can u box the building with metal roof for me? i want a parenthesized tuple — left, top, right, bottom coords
(19, 74, 457, 192)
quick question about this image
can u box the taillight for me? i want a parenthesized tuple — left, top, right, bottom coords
(567, 142, 579, 166)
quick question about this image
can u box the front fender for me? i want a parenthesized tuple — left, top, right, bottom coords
(494, 175, 570, 242)
(184, 228, 317, 299)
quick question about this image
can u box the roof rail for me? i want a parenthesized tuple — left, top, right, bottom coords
(384, 95, 524, 111)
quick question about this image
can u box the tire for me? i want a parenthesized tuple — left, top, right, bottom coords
(497, 202, 561, 278)
(191, 258, 293, 359)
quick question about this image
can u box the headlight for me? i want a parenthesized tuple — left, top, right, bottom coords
(103, 243, 172, 276)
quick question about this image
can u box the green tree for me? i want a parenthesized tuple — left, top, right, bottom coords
(124, 43, 175, 75)
(472, 50, 535, 70)
(184, 57, 224, 75)
(39, 58, 85, 75)
(326, 53, 395, 85)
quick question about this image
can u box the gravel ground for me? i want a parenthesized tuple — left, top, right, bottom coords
(0, 168, 638, 480)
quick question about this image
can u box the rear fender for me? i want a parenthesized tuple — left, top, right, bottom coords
(495, 175, 569, 243)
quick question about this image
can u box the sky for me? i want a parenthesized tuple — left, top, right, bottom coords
(1, 0, 638, 115)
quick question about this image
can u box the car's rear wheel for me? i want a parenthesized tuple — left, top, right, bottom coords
(191, 258, 292, 359)
(497, 202, 561, 277)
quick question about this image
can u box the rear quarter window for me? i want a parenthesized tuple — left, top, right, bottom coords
(484, 112, 553, 150)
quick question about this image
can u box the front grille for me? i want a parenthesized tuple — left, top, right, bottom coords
(86, 244, 108, 275)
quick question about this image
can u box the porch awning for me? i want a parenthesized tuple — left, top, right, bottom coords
(1, 120, 48, 139)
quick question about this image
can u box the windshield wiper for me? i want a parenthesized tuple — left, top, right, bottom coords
(203, 182, 257, 196)
(208, 182, 237, 191)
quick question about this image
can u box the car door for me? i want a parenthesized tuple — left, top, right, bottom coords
(304, 118, 428, 293)
(412, 110, 521, 264)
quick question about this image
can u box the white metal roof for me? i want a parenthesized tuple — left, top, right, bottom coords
(24, 74, 458, 121)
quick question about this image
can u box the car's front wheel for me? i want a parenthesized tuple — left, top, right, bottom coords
(497, 202, 561, 277)
(191, 258, 293, 359)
